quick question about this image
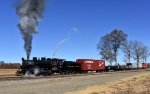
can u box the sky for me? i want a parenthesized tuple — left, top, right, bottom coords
(0, 0, 150, 64)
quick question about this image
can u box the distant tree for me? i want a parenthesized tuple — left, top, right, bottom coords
(109, 29, 128, 64)
(97, 29, 127, 65)
(141, 46, 150, 63)
(132, 41, 144, 65)
(0, 61, 20, 69)
(122, 41, 133, 63)
(0, 61, 5, 69)
(97, 34, 115, 65)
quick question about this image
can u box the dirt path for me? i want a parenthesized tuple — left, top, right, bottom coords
(0, 70, 149, 94)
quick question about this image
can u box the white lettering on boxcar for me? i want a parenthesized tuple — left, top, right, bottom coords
(85, 60, 94, 63)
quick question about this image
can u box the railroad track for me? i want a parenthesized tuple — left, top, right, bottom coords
(0, 73, 102, 81)
(0, 69, 149, 81)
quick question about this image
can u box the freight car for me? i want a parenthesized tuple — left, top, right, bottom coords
(105, 65, 122, 72)
(125, 63, 148, 69)
(76, 59, 105, 72)
(19, 57, 105, 76)
(105, 63, 148, 72)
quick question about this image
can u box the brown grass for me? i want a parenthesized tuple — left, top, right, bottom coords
(90, 92, 99, 94)
(0, 69, 17, 78)
(66, 72, 150, 94)
(112, 84, 150, 94)
(101, 74, 150, 94)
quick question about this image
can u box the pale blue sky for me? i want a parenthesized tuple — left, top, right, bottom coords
(0, 0, 150, 64)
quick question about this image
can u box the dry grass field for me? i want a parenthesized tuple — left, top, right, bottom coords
(0, 69, 17, 78)
(66, 72, 150, 94)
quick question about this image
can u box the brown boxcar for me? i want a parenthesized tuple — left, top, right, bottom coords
(76, 59, 105, 71)
(142, 63, 148, 69)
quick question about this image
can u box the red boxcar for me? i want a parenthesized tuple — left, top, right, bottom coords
(76, 59, 105, 71)
(142, 63, 148, 69)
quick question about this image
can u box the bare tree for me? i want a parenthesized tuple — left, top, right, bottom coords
(141, 46, 150, 63)
(132, 41, 144, 65)
(122, 41, 133, 63)
(0, 61, 21, 69)
(97, 34, 115, 65)
(0, 61, 4, 69)
(122, 40, 149, 64)
(97, 29, 127, 65)
(109, 29, 127, 64)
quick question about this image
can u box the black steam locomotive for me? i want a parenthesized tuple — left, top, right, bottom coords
(18, 57, 147, 76)
(20, 57, 81, 76)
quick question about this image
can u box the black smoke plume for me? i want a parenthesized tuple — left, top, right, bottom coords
(16, 0, 45, 60)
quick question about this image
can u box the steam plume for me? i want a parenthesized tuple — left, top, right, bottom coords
(52, 27, 79, 58)
(16, 0, 45, 60)
(52, 38, 69, 58)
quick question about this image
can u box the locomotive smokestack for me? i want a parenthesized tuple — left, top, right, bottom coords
(27, 55, 29, 60)
(16, 0, 45, 59)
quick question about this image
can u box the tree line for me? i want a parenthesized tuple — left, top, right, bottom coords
(0, 61, 21, 69)
(97, 29, 150, 66)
